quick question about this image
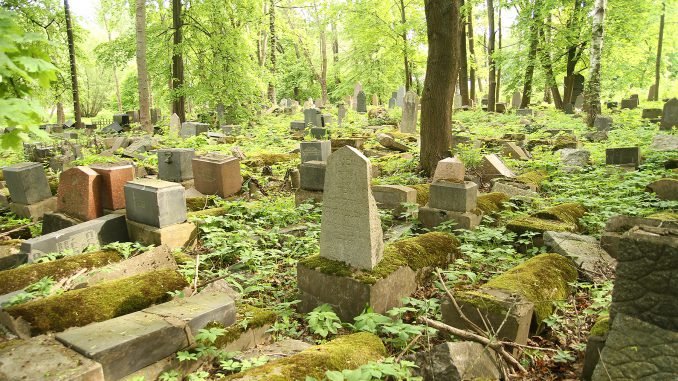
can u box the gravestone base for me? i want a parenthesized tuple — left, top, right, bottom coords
(0, 243, 25, 271)
(297, 263, 417, 322)
(418, 207, 482, 231)
(42, 212, 82, 235)
(180, 179, 195, 189)
(294, 189, 323, 206)
(9, 197, 57, 221)
(127, 220, 197, 250)
(582, 335, 606, 381)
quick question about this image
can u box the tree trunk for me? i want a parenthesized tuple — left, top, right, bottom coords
(539, 21, 563, 109)
(57, 102, 65, 125)
(651, 1, 664, 101)
(563, 0, 583, 104)
(585, 0, 607, 127)
(520, 0, 540, 108)
(495, 1, 501, 104)
(63, 0, 82, 128)
(468, 3, 476, 103)
(319, 28, 328, 105)
(486, 0, 496, 112)
(399, 0, 412, 91)
(172, 0, 186, 122)
(331, 21, 340, 85)
(420, 0, 460, 176)
(267, 0, 277, 104)
(136, 0, 152, 132)
(459, 0, 470, 106)
(102, 15, 123, 113)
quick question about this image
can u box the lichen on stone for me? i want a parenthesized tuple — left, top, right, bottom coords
(300, 232, 459, 285)
(589, 315, 610, 337)
(185, 196, 218, 212)
(484, 253, 578, 324)
(224, 332, 386, 381)
(506, 216, 577, 235)
(516, 170, 548, 186)
(408, 184, 430, 206)
(477, 192, 510, 213)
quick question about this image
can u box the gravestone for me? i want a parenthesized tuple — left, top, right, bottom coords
(57, 167, 104, 221)
(290, 121, 306, 131)
(192, 153, 242, 198)
(64, 120, 76, 128)
(299, 161, 326, 191)
(429, 181, 478, 212)
(169, 114, 181, 135)
(352, 83, 362, 110)
(310, 127, 329, 140)
(101, 122, 123, 134)
(620, 98, 637, 109)
(158, 148, 195, 182)
(371, 185, 416, 217)
(180, 122, 209, 138)
(453, 91, 461, 109)
(337, 104, 347, 127)
(124, 179, 187, 228)
(594, 115, 613, 131)
(113, 114, 130, 127)
(606, 147, 640, 168)
(3, 162, 52, 205)
(356, 91, 367, 113)
(495, 103, 507, 113)
(606, 101, 618, 109)
(388, 97, 396, 109)
(300, 141, 331, 163)
(304, 108, 323, 127)
(319, 147, 383, 270)
(629, 94, 639, 107)
(647, 84, 656, 100)
(574, 94, 584, 110)
(90, 164, 135, 211)
(641, 108, 662, 119)
(401, 91, 418, 134)
(433, 157, 465, 183)
(396, 86, 406, 107)
(660, 98, 678, 131)
(511, 91, 522, 109)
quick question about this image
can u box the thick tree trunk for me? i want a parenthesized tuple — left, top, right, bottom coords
(486, 0, 496, 112)
(63, 0, 82, 128)
(320, 28, 328, 105)
(458, 0, 470, 106)
(267, 0, 277, 104)
(136, 0, 152, 132)
(520, 0, 540, 108)
(585, 0, 607, 127)
(468, 4, 476, 103)
(420, 0, 460, 176)
(563, 0, 583, 104)
(651, 1, 665, 101)
(172, 0, 186, 122)
(495, 2, 501, 103)
(539, 24, 563, 109)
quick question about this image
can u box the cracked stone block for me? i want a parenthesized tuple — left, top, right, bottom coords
(544, 231, 615, 281)
(410, 341, 502, 381)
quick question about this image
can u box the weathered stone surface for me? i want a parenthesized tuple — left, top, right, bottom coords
(558, 148, 590, 171)
(582, 335, 606, 381)
(0, 242, 23, 271)
(179, 122, 209, 138)
(290, 121, 306, 131)
(376, 133, 409, 152)
(300, 141, 331, 163)
(145, 291, 236, 334)
(490, 180, 538, 200)
(418, 207, 482, 230)
(57, 167, 104, 221)
(127, 220, 197, 249)
(356, 91, 367, 113)
(516, 108, 533, 117)
(432, 157, 465, 183)
(3, 162, 52, 205)
(372, 185, 416, 216)
(298, 263, 416, 321)
(429, 181, 478, 212)
(650, 134, 678, 151)
(319, 147, 384, 270)
(502, 141, 530, 160)
(480, 154, 515, 181)
(584, 130, 608, 142)
(157, 148, 195, 182)
(41, 212, 82, 235)
(594, 115, 613, 131)
(331, 137, 365, 151)
(621, 98, 637, 109)
(544, 231, 615, 281)
(401, 91, 418, 133)
(0, 335, 104, 381)
(642, 108, 662, 119)
(90, 163, 135, 210)
(511, 91, 522, 109)
(410, 341, 502, 381)
(660, 98, 678, 130)
(124, 179, 187, 228)
(646, 178, 678, 201)
(304, 108, 323, 127)
(9, 197, 57, 221)
(20, 213, 130, 261)
(606, 147, 640, 168)
(169, 113, 181, 135)
(192, 153, 242, 198)
(591, 313, 678, 381)
(309, 127, 329, 140)
(299, 161, 326, 191)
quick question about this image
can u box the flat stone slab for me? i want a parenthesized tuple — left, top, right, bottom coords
(0, 335, 104, 381)
(411, 341, 502, 381)
(544, 231, 615, 281)
(144, 291, 236, 334)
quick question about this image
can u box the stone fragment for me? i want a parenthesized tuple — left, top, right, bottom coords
(299, 161, 326, 191)
(124, 179, 187, 228)
(410, 341, 502, 381)
(90, 163, 135, 210)
(558, 148, 590, 171)
(372, 185, 416, 216)
(544, 231, 615, 281)
(3, 162, 52, 205)
(480, 154, 515, 181)
(157, 148, 195, 182)
(432, 157, 465, 183)
(650, 134, 678, 151)
(593, 115, 613, 131)
(9, 197, 57, 221)
(192, 153, 242, 198)
(429, 181, 478, 212)
(319, 147, 383, 270)
(620, 98, 636, 109)
(660, 97, 677, 130)
(502, 141, 530, 160)
(56, 167, 103, 221)
(376, 133, 408, 152)
(642, 108, 662, 119)
(646, 178, 678, 201)
(300, 141, 331, 163)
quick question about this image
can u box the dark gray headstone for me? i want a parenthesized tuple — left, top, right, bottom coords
(158, 148, 195, 182)
(102, 121, 123, 134)
(179, 122, 209, 138)
(299, 161, 326, 191)
(300, 141, 331, 163)
(621, 99, 637, 110)
(357, 91, 367, 113)
(3, 162, 52, 205)
(310, 127, 329, 140)
(606, 147, 640, 168)
(290, 121, 306, 131)
(660, 98, 678, 131)
(337, 104, 347, 127)
(112, 114, 130, 127)
(124, 179, 187, 228)
(304, 108, 323, 127)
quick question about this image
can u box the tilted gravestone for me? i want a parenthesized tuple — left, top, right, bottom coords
(401, 91, 419, 134)
(319, 146, 383, 270)
(3, 162, 52, 205)
(660, 98, 678, 131)
(356, 91, 367, 113)
(157, 148, 195, 182)
(113, 114, 130, 127)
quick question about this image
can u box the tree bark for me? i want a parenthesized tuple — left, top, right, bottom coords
(399, 0, 412, 91)
(420, 0, 460, 176)
(136, 0, 152, 132)
(459, 0, 470, 106)
(467, 3, 476, 103)
(267, 0, 277, 104)
(486, 0, 496, 112)
(319, 28, 328, 105)
(651, 1, 665, 101)
(331, 21, 340, 85)
(520, 0, 541, 108)
(563, 0, 583, 104)
(539, 20, 563, 109)
(495, 1, 501, 104)
(57, 102, 65, 125)
(63, 0, 82, 128)
(172, 0, 186, 122)
(585, 0, 607, 127)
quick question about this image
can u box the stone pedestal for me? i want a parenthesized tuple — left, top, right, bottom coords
(299, 161, 326, 191)
(429, 181, 478, 212)
(3, 162, 52, 205)
(57, 167, 104, 221)
(418, 207, 482, 230)
(372, 185, 416, 217)
(300, 141, 331, 163)
(124, 179, 187, 228)
(157, 148, 195, 182)
(192, 154, 242, 198)
(127, 220, 197, 249)
(10, 197, 57, 221)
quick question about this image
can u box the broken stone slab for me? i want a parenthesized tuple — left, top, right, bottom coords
(179, 122, 209, 138)
(650, 134, 678, 151)
(600, 215, 678, 259)
(20, 213, 130, 262)
(543, 231, 615, 281)
(418, 207, 483, 231)
(410, 341, 502, 381)
(502, 141, 530, 160)
(558, 148, 590, 172)
(0, 335, 104, 381)
(237, 339, 312, 362)
(376, 133, 409, 152)
(642, 108, 662, 119)
(646, 178, 678, 201)
(480, 154, 515, 181)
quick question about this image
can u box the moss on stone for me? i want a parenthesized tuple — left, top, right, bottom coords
(485, 253, 578, 323)
(48, 177, 59, 195)
(456, 290, 510, 316)
(533, 203, 586, 226)
(299, 232, 459, 285)
(590, 315, 610, 337)
(210, 304, 278, 348)
(409, 184, 430, 206)
(647, 211, 678, 221)
(0, 250, 122, 295)
(506, 216, 577, 235)
(186, 196, 218, 212)
(477, 192, 510, 214)
(244, 153, 297, 167)
(173, 252, 194, 266)
(5, 268, 188, 335)
(516, 170, 548, 186)
(552, 134, 578, 151)
(224, 332, 385, 381)
(188, 207, 230, 220)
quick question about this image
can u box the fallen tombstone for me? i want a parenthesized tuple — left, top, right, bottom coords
(410, 341, 502, 381)
(502, 141, 530, 160)
(650, 134, 678, 151)
(605, 147, 640, 168)
(558, 148, 590, 172)
(543, 231, 615, 281)
(479, 154, 516, 182)
(646, 178, 678, 201)
(376, 133, 409, 152)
